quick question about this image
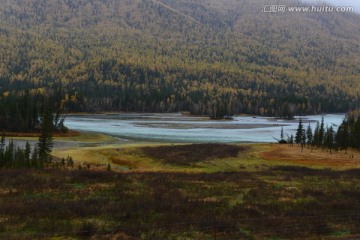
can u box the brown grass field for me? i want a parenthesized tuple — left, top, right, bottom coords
(261, 144, 360, 169)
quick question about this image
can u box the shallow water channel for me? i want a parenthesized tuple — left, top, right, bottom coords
(64, 113, 345, 143)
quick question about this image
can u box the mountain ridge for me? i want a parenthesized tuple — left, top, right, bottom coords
(0, 0, 359, 117)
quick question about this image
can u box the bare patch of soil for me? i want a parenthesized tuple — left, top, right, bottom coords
(140, 143, 248, 165)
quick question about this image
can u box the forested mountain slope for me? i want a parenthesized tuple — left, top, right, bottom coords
(0, 0, 360, 117)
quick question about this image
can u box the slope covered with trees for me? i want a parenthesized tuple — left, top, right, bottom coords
(0, 0, 360, 118)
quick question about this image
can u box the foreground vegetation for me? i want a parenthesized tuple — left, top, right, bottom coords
(0, 165, 359, 239)
(2, 121, 360, 239)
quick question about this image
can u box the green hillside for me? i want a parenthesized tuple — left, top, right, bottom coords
(1, 0, 360, 117)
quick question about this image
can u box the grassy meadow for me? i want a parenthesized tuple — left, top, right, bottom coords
(1, 132, 360, 239)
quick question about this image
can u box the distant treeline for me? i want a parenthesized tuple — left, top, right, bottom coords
(2, 61, 359, 119)
(0, 91, 67, 132)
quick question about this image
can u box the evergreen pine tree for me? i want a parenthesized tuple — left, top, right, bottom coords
(336, 120, 349, 152)
(301, 129, 306, 152)
(38, 101, 54, 167)
(319, 116, 325, 147)
(324, 126, 334, 154)
(306, 123, 313, 145)
(313, 121, 320, 147)
(353, 117, 360, 149)
(295, 118, 304, 144)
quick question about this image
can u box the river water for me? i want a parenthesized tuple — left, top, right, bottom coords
(64, 113, 346, 143)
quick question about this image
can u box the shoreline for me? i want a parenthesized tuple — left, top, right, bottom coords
(2, 130, 81, 138)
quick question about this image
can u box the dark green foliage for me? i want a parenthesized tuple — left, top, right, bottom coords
(319, 117, 325, 146)
(301, 128, 306, 151)
(353, 117, 360, 149)
(295, 118, 304, 144)
(0, 92, 39, 132)
(38, 101, 54, 166)
(324, 126, 335, 154)
(0, 139, 32, 169)
(0, 93, 68, 133)
(336, 120, 349, 152)
(306, 123, 313, 145)
(336, 114, 360, 150)
(313, 118, 325, 148)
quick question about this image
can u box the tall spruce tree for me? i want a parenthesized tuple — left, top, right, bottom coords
(319, 116, 325, 146)
(295, 118, 304, 144)
(353, 117, 360, 149)
(38, 101, 54, 167)
(313, 121, 320, 147)
(301, 129, 306, 152)
(324, 126, 335, 154)
(306, 123, 313, 145)
(336, 120, 349, 152)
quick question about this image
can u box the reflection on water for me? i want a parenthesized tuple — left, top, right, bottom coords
(64, 113, 345, 143)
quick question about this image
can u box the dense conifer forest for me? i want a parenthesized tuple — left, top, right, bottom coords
(0, 0, 360, 119)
